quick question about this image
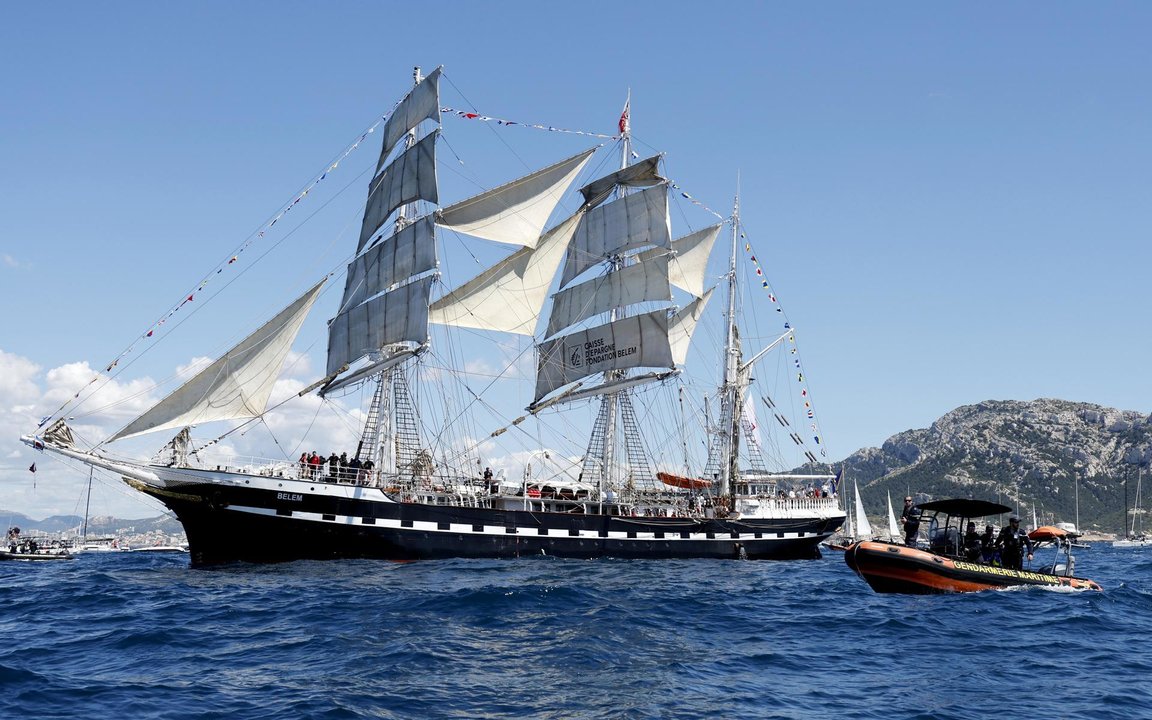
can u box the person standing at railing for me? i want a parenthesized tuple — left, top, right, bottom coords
(900, 496, 921, 546)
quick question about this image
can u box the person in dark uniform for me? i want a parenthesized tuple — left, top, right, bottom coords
(995, 515, 1033, 570)
(980, 524, 997, 563)
(963, 521, 982, 561)
(900, 496, 921, 546)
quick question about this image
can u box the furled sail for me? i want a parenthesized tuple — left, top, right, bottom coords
(327, 276, 433, 375)
(668, 288, 713, 365)
(111, 280, 327, 441)
(560, 183, 671, 288)
(376, 67, 442, 172)
(437, 148, 595, 248)
(358, 131, 439, 253)
(534, 309, 673, 403)
(578, 154, 664, 209)
(636, 223, 721, 298)
(544, 255, 670, 339)
(428, 212, 583, 335)
(341, 216, 437, 313)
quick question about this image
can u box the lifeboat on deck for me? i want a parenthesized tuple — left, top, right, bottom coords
(657, 472, 713, 490)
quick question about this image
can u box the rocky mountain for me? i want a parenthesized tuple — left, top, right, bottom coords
(833, 398, 1152, 535)
(0, 510, 183, 537)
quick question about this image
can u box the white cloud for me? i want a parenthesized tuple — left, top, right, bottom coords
(2, 254, 19, 268)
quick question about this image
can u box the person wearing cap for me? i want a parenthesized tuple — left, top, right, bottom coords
(995, 515, 1033, 570)
(900, 496, 921, 546)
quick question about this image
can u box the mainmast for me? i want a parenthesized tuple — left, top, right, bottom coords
(598, 93, 632, 498)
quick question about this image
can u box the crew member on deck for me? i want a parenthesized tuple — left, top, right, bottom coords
(900, 496, 921, 546)
(963, 521, 982, 561)
(996, 515, 1033, 570)
(980, 524, 997, 563)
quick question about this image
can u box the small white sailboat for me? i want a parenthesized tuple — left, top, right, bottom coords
(886, 491, 901, 542)
(852, 480, 874, 542)
(1114, 466, 1150, 548)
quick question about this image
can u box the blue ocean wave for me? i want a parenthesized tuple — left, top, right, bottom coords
(0, 547, 1148, 718)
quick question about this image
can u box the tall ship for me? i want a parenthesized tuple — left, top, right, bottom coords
(23, 67, 845, 566)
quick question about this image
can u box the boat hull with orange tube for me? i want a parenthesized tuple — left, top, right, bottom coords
(843, 498, 1102, 594)
(844, 540, 1101, 594)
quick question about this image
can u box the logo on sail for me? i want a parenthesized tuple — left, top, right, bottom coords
(564, 336, 642, 370)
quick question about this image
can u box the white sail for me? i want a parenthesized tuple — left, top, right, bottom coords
(428, 212, 582, 335)
(534, 309, 673, 403)
(326, 276, 433, 375)
(545, 255, 671, 338)
(668, 288, 713, 365)
(887, 491, 901, 540)
(437, 148, 595, 248)
(376, 67, 441, 172)
(561, 183, 671, 288)
(637, 224, 721, 298)
(341, 215, 436, 313)
(578, 154, 663, 209)
(853, 479, 873, 540)
(111, 280, 326, 441)
(358, 131, 439, 253)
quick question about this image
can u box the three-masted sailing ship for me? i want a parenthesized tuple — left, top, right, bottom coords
(23, 66, 845, 566)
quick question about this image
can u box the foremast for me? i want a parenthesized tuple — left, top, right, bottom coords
(327, 65, 601, 486)
(356, 67, 429, 477)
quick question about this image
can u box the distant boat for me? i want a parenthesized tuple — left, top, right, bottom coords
(851, 480, 873, 541)
(825, 478, 872, 550)
(76, 536, 128, 553)
(131, 545, 189, 553)
(1114, 466, 1150, 549)
(886, 491, 901, 542)
(2, 531, 73, 561)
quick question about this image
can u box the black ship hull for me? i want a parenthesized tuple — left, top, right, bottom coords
(136, 472, 841, 567)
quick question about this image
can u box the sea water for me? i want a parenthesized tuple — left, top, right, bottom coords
(0, 547, 1149, 719)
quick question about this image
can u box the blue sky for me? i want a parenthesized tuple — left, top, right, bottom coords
(2, 2, 1150, 519)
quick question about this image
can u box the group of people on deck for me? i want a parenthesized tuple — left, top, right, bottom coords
(962, 516, 1034, 569)
(299, 451, 374, 484)
(900, 496, 1034, 570)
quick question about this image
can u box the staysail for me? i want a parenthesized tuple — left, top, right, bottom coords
(668, 288, 713, 365)
(111, 280, 326, 441)
(429, 212, 584, 335)
(437, 148, 595, 248)
(636, 223, 722, 298)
